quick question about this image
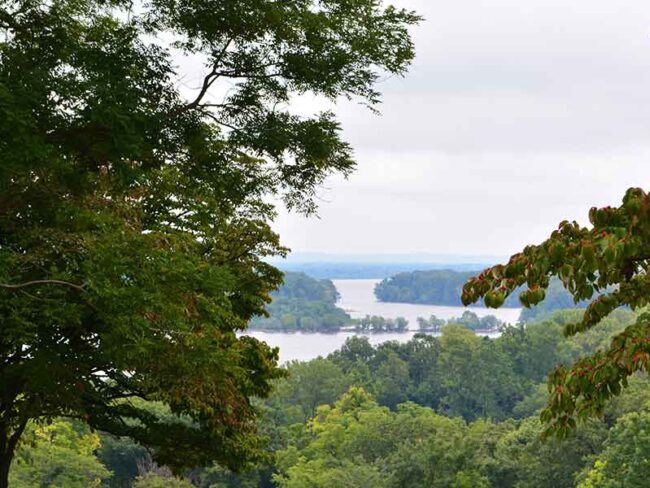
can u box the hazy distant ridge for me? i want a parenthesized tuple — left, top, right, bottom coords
(274, 261, 494, 279)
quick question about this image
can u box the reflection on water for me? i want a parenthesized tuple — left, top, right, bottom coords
(244, 278, 521, 363)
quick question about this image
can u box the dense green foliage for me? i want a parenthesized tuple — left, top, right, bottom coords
(12, 309, 650, 487)
(9, 420, 110, 487)
(376, 270, 586, 321)
(252, 309, 650, 488)
(272, 389, 611, 488)
(576, 407, 650, 487)
(463, 188, 650, 436)
(250, 273, 350, 331)
(0, 0, 419, 484)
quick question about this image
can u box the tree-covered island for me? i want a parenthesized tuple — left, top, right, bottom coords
(376, 270, 588, 322)
(249, 273, 351, 332)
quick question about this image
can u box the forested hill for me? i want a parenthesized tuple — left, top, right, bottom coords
(249, 272, 350, 331)
(375, 269, 587, 319)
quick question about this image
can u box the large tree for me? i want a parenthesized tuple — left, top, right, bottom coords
(0, 0, 420, 485)
(462, 188, 650, 437)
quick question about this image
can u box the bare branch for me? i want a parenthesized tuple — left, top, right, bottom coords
(213, 70, 285, 79)
(0, 280, 86, 293)
(168, 39, 233, 117)
(200, 110, 242, 132)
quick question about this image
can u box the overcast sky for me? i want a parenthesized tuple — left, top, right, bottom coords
(259, 1, 650, 258)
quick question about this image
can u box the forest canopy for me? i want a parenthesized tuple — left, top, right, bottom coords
(10, 309, 650, 487)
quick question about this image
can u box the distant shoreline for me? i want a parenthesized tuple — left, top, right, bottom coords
(246, 326, 501, 335)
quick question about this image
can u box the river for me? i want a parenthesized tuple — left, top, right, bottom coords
(244, 279, 521, 363)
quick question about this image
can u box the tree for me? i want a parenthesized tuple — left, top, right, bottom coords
(374, 352, 410, 409)
(9, 419, 111, 487)
(0, 0, 420, 485)
(268, 359, 351, 423)
(274, 388, 479, 488)
(95, 433, 151, 488)
(133, 473, 194, 488)
(494, 417, 606, 488)
(462, 188, 650, 436)
(577, 409, 650, 488)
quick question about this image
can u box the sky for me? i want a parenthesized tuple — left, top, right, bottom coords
(264, 0, 650, 259)
(180, 0, 650, 260)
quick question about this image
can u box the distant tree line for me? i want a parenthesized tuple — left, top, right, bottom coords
(353, 316, 409, 332)
(417, 311, 501, 332)
(375, 270, 588, 320)
(275, 262, 488, 279)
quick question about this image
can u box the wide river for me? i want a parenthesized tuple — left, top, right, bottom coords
(244, 279, 522, 363)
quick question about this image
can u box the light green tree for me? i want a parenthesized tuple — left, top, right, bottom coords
(577, 408, 650, 488)
(9, 419, 110, 487)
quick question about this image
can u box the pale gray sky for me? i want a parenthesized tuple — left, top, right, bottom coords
(178, 0, 650, 258)
(271, 0, 650, 258)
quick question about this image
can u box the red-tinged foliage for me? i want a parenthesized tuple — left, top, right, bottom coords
(463, 188, 650, 436)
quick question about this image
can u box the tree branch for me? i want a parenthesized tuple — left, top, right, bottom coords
(0, 280, 86, 293)
(7, 417, 27, 455)
(168, 39, 233, 117)
(200, 110, 242, 131)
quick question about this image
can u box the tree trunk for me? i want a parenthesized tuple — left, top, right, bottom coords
(0, 419, 26, 488)
(0, 446, 13, 488)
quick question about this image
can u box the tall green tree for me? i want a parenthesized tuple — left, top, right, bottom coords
(0, 0, 420, 485)
(462, 188, 650, 436)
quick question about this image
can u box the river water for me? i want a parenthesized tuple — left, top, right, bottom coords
(244, 279, 521, 363)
